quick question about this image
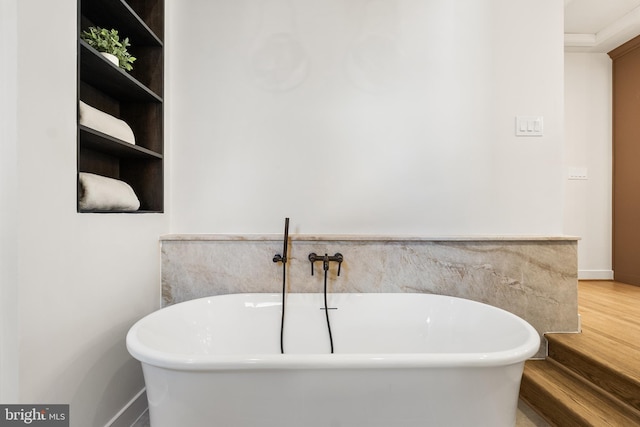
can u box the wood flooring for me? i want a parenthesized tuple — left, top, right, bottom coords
(520, 280, 640, 426)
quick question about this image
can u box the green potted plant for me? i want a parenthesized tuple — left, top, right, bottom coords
(80, 26, 136, 71)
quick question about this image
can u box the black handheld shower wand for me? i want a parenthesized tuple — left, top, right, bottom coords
(273, 218, 289, 263)
(282, 217, 289, 263)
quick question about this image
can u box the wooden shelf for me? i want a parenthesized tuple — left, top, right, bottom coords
(79, 125, 162, 159)
(79, 41, 162, 103)
(79, 209, 162, 214)
(81, 0, 163, 46)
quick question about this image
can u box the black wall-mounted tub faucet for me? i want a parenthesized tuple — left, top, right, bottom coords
(308, 252, 343, 276)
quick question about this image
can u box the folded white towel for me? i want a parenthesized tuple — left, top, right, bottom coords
(79, 101, 136, 144)
(79, 172, 140, 211)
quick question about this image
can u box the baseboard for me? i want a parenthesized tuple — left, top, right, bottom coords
(105, 388, 147, 427)
(578, 270, 614, 280)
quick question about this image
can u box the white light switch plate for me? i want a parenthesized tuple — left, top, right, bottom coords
(568, 167, 588, 180)
(516, 116, 544, 137)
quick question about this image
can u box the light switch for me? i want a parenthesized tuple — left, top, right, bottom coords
(568, 167, 588, 180)
(516, 116, 544, 137)
(534, 119, 542, 132)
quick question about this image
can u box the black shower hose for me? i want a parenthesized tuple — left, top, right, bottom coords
(323, 264, 334, 354)
(278, 217, 289, 354)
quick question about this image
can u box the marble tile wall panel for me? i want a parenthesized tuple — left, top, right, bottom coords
(161, 235, 579, 357)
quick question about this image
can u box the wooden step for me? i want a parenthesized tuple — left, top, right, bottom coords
(547, 331, 640, 412)
(520, 281, 640, 425)
(520, 359, 640, 426)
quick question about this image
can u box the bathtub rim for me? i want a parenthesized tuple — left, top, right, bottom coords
(127, 293, 541, 371)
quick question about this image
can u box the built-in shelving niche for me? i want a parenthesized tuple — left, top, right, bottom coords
(77, 0, 164, 213)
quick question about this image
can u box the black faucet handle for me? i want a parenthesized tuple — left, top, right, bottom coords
(335, 253, 343, 276)
(309, 252, 318, 275)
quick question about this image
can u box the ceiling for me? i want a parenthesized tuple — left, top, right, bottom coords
(565, 0, 640, 52)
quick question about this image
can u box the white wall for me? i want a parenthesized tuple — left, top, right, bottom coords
(168, 0, 565, 235)
(564, 53, 613, 279)
(0, 0, 20, 403)
(8, 0, 169, 425)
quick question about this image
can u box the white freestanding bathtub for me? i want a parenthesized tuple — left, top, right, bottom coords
(126, 293, 540, 427)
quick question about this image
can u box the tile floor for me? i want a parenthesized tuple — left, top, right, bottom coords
(131, 400, 549, 426)
(517, 400, 550, 426)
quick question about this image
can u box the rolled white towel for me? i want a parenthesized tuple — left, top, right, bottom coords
(79, 172, 140, 211)
(79, 101, 136, 144)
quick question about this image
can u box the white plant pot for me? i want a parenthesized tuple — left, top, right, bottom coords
(100, 52, 119, 67)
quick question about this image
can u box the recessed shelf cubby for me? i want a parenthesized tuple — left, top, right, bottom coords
(77, 0, 164, 213)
